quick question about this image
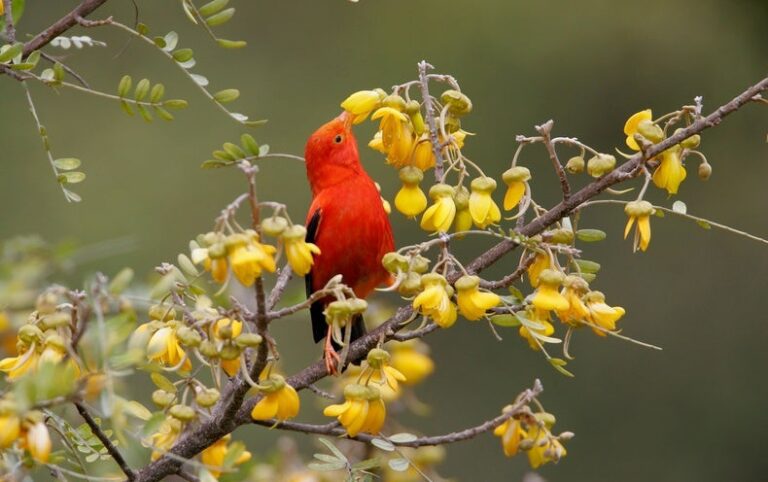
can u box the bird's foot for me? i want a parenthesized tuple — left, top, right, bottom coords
(324, 330, 341, 375)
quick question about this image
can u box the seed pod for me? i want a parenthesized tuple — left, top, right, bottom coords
(565, 156, 585, 174)
(586, 154, 616, 178)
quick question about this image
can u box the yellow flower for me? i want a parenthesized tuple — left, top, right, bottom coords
(555, 276, 590, 326)
(210, 317, 243, 376)
(368, 131, 388, 154)
(201, 435, 252, 479)
(468, 177, 501, 228)
(228, 234, 277, 286)
(365, 348, 407, 392)
(526, 252, 551, 288)
(0, 414, 20, 449)
(148, 418, 182, 461)
(526, 424, 567, 469)
(493, 415, 527, 457)
(420, 184, 456, 233)
(372, 107, 413, 167)
(531, 269, 569, 312)
(394, 167, 427, 217)
(341, 90, 383, 124)
(652, 145, 687, 195)
(624, 200, 655, 252)
(323, 383, 386, 437)
(518, 310, 555, 351)
(455, 275, 500, 320)
(501, 166, 531, 211)
(0, 2, 4, 15)
(388, 340, 434, 386)
(191, 236, 230, 284)
(250, 374, 300, 421)
(147, 324, 192, 372)
(25, 420, 52, 464)
(0, 344, 39, 380)
(342, 365, 399, 402)
(584, 291, 625, 336)
(281, 225, 321, 276)
(411, 135, 436, 170)
(39, 334, 80, 377)
(413, 273, 457, 328)
(624, 109, 652, 151)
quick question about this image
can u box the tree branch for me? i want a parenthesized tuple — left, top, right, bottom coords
(21, 0, 110, 57)
(418, 60, 445, 181)
(74, 401, 136, 481)
(133, 73, 768, 482)
(251, 380, 543, 447)
(535, 120, 570, 200)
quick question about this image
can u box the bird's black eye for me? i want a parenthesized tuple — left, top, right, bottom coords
(334, 134, 343, 144)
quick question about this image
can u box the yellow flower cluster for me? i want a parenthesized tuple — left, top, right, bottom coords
(0, 408, 52, 464)
(412, 273, 457, 328)
(493, 410, 569, 468)
(260, 218, 321, 277)
(0, 323, 79, 380)
(131, 318, 192, 373)
(324, 383, 387, 437)
(191, 230, 276, 286)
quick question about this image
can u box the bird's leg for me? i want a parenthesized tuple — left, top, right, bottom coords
(324, 327, 341, 375)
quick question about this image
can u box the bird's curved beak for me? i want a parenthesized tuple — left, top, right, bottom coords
(337, 110, 353, 129)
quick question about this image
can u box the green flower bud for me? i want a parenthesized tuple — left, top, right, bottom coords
(548, 228, 574, 245)
(698, 162, 712, 181)
(382, 252, 409, 273)
(565, 156, 585, 174)
(195, 388, 220, 408)
(176, 326, 201, 347)
(169, 404, 197, 422)
(366, 348, 391, 369)
(152, 390, 176, 408)
(39, 313, 71, 330)
(440, 89, 473, 115)
(636, 119, 664, 143)
(383, 94, 406, 111)
(219, 344, 241, 361)
(18, 324, 44, 344)
(586, 154, 616, 178)
(235, 333, 263, 348)
(453, 185, 470, 210)
(502, 166, 531, 184)
(398, 166, 424, 185)
(410, 255, 430, 274)
(261, 216, 288, 237)
(198, 340, 218, 358)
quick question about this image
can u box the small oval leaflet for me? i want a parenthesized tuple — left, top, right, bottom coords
(388, 458, 410, 472)
(672, 200, 687, 214)
(388, 432, 418, 443)
(58, 171, 86, 184)
(576, 228, 607, 242)
(53, 158, 81, 170)
(370, 438, 395, 452)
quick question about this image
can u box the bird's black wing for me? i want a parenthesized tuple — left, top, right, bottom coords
(306, 209, 327, 343)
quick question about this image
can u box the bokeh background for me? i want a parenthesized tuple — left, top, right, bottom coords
(1, 1, 767, 480)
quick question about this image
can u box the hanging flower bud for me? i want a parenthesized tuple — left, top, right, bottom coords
(323, 383, 386, 437)
(652, 145, 687, 195)
(452, 185, 473, 235)
(250, 374, 300, 421)
(586, 154, 616, 178)
(469, 177, 501, 228)
(420, 184, 457, 233)
(623, 109, 652, 151)
(281, 225, 321, 276)
(394, 167, 427, 217)
(341, 90, 383, 124)
(565, 156, 585, 174)
(261, 216, 288, 237)
(624, 200, 655, 252)
(531, 269, 569, 312)
(406, 100, 426, 135)
(440, 89, 473, 116)
(455, 275, 501, 320)
(502, 166, 531, 211)
(698, 161, 712, 181)
(411, 135, 436, 170)
(584, 291, 625, 335)
(413, 273, 457, 328)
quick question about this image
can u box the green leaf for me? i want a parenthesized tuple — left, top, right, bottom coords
(697, 220, 712, 230)
(241, 134, 259, 156)
(244, 119, 268, 127)
(212, 150, 235, 161)
(490, 314, 520, 327)
(574, 259, 601, 273)
(136, 23, 149, 35)
(0, 42, 23, 63)
(672, 200, 687, 214)
(154, 106, 174, 121)
(307, 461, 347, 472)
(205, 7, 235, 27)
(172, 48, 194, 62)
(388, 458, 410, 472)
(58, 171, 86, 184)
(654, 209, 665, 218)
(258, 144, 270, 156)
(123, 400, 152, 421)
(134, 78, 150, 101)
(150, 83, 165, 103)
(201, 159, 233, 169)
(25, 49, 40, 68)
(352, 458, 381, 471)
(63, 189, 82, 203)
(313, 453, 342, 463)
(199, 0, 229, 17)
(370, 438, 395, 452)
(217, 38, 247, 49)
(576, 229, 607, 242)
(53, 62, 65, 81)
(108, 268, 134, 294)
(318, 438, 348, 462)
(177, 254, 198, 277)
(181, 0, 198, 23)
(575, 272, 596, 283)
(117, 75, 132, 97)
(190, 73, 209, 86)
(53, 158, 81, 170)
(137, 104, 153, 122)
(389, 433, 418, 444)
(150, 373, 176, 392)
(223, 142, 246, 159)
(120, 100, 134, 116)
(38, 68, 54, 81)
(213, 88, 240, 104)
(163, 99, 189, 110)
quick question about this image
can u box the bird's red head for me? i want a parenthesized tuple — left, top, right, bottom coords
(305, 111, 361, 194)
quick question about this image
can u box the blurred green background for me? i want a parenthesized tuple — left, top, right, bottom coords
(1, 0, 767, 480)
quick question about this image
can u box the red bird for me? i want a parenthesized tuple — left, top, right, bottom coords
(304, 111, 394, 374)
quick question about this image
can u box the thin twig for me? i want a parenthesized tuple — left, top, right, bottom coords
(418, 60, 444, 181)
(74, 401, 136, 481)
(535, 120, 570, 199)
(266, 265, 293, 311)
(38, 51, 91, 88)
(2, 0, 15, 42)
(479, 252, 537, 290)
